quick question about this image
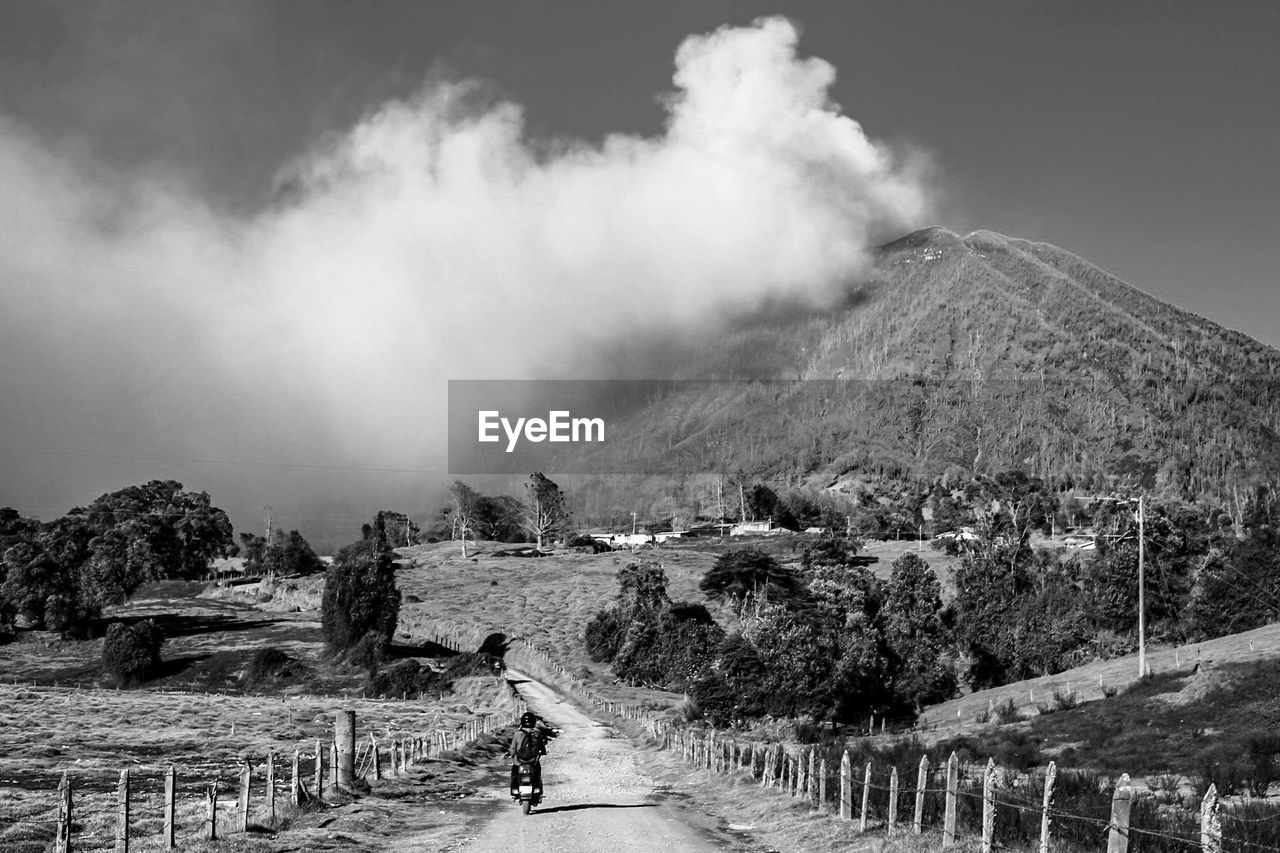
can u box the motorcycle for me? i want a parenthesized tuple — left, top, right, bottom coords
(512, 761, 542, 815)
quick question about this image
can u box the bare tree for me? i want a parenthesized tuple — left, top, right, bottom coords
(448, 481, 480, 557)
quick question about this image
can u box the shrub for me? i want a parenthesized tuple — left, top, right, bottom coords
(584, 609, 626, 662)
(1052, 687, 1080, 711)
(347, 632, 386, 674)
(243, 648, 297, 687)
(441, 651, 502, 681)
(367, 659, 440, 699)
(102, 620, 164, 686)
(993, 696, 1019, 724)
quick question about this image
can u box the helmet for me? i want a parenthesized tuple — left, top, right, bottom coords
(520, 711, 537, 728)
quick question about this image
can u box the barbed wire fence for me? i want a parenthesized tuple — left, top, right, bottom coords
(34, 647, 518, 853)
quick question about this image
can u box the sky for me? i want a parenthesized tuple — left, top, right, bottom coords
(1, 0, 1277, 545)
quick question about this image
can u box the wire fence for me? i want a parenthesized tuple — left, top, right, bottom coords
(656, 729, 1280, 853)
(21, 647, 517, 853)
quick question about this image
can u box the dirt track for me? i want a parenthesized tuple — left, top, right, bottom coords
(429, 671, 729, 853)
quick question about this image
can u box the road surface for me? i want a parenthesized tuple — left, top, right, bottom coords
(446, 671, 728, 853)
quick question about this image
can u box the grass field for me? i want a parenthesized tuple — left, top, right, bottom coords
(0, 580, 517, 853)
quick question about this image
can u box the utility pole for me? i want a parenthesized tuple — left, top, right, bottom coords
(1137, 495, 1146, 678)
(263, 505, 273, 543)
(631, 512, 637, 536)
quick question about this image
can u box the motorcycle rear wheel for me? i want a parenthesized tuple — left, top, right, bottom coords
(522, 800, 531, 815)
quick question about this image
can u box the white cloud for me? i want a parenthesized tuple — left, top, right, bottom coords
(0, 16, 933, 500)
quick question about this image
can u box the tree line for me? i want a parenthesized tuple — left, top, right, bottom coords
(583, 480, 1280, 725)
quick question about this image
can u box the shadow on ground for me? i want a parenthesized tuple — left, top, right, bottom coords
(533, 803, 657, 815)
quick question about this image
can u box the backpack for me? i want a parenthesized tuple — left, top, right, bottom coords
(514, 729, 541, 763)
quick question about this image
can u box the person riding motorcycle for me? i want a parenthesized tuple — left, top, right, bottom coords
(508, 711, 547, 801)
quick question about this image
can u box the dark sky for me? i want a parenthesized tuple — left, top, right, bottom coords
(1, 0, 1277, 541)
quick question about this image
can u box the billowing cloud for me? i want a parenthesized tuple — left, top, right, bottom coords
(0, 16, 932, 530)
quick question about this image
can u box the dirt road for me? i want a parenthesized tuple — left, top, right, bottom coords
(439, 671, 730, 853)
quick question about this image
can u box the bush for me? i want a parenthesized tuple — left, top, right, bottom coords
(348, 632, 386, 674)
(584, 609, 626, 662)
(367, 659, 440, 699)
(993, 696, 1019, 724)
(102, 620, 164, 686)
(243, 648, 297, 687)
(1052, 687, 1080, 711)
(441, 651, 502, 681)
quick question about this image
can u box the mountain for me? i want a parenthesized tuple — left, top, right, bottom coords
(559, 227, 1280, 518)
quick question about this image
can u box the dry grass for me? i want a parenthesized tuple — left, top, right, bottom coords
(0, 575, 519, 853)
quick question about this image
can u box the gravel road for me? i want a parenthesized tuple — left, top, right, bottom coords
(447, 671, 728, 853)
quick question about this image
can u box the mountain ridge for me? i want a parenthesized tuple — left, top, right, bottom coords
(560, 227, 1278, 520)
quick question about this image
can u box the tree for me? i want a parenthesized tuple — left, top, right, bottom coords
(448, 481, 480, 557)
(320, 525, 401, 656)
(239, 529, 323, 576)
(699, 549, 805, 613)
(881, 553, 957, 709)
(523, 473, 568, 550)
(372, 510, 421, 548)
(102, 619, 165, 686)
(584, 560, 723, 690)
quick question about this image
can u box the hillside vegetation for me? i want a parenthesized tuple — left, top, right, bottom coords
(558, 227, 1279, 525)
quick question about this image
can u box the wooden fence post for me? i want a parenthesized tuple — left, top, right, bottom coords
(914, 755, 929, 835)
(797, 749, 806, 798)
(982, 758, 997, 853)
(330, 741, 339, 784)
(163, 765, 176, 850)
(840, 750, 852, 820)
(291, 750, 302, 805)
(314, 739, 323, 799)
(55, 771, 72, 853)
(115, 767, 129, 853)
(760, 745, 772, 788)
(266, 752, 276, 827)
(943, 751, 959, 848)
(372, 737, 382, 780)
(808, 750, 817, 807)
(1200, 783, 1221, 853)
(238, 757, 251, 832)
(1107, 773, 1133, 853)
(819, 758, 827, 811)
(860, 761, 872, 833)
(888, 765, 899, 835)
(1039, 761, 1057, 853)
(336, 710, 355, 790)
(206, 782, 218, 841)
